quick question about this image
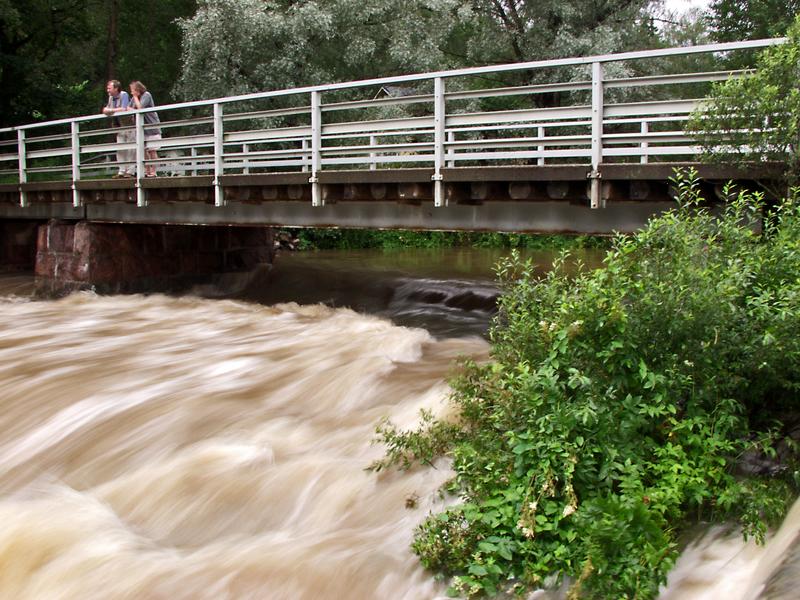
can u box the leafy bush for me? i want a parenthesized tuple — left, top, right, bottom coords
(372, 170, 800, 598)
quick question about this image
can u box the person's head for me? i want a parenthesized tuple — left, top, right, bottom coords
(129, 81, 147, 97)
(106, 80, 122, 96)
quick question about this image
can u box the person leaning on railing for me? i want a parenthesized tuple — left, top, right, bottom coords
(128, 80, 162, 177)
(101, 79, 135, 178)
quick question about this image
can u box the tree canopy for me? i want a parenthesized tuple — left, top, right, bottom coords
(174, 0, 466, 100)
(709, 0, 800, 41)
(174, 0, 659, 101)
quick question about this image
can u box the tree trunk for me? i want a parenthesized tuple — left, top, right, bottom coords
(106, 0, 119, 80)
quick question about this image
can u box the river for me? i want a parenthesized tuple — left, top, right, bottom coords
(0, 247, 796, 599)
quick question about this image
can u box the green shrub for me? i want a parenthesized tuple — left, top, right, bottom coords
(372, 170, 800, 598)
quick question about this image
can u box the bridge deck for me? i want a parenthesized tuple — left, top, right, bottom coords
(0, 163, 778, 233)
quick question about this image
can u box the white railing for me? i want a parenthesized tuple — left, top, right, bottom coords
(0, 38, 784, 210)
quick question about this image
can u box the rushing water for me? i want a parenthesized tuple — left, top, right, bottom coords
(0, 248, 797, 599)
(218, 247, 583, 338)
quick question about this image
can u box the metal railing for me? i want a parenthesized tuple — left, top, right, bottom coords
(0, 38, 784, 210)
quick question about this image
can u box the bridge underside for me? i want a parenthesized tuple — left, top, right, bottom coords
(0, 164, 776, 234)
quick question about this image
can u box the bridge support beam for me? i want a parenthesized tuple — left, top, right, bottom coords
(34, 220, 274, 296)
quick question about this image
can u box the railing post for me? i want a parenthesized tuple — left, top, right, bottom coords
(190, 147, 198, 176)
(537, 126, 545, 166)
(640, 121, 649, 164)
(243, 143, 250, 175)
(17, 130, 27, 207)
(433, 77, 446, 207)
(589, 61, 604, 209)
(369, 135, 377, 171)
(213, 102, 225, 207)
(135, 112, 146, 207)
(301, 138, 309, 173)
(446, 131, 455, 168)
(310, 90, 322, 206)
(71, 122, 81, 207)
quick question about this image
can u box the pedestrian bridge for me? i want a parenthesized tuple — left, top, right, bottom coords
(0, 38, 785, 234)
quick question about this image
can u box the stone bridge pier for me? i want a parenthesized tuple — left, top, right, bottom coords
(0, 220, 274, 296)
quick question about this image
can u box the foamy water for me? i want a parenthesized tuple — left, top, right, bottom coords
(0, 291, 488, 599)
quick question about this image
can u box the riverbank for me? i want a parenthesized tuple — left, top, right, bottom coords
(276, 229, 609, 252)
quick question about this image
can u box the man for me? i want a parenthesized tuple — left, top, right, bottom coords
(102, 80, 135, 178)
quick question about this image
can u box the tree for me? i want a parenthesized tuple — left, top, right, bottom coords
(461, 1, 656, 66)
(113, 0, 196, 105)
(0, 0, 195, 126)
(0, 0, 98, 125)
(687, 14, 800, 191)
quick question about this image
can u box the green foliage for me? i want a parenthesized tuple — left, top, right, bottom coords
(288, 228, 606, 251)
(293, 229, 465, 251)
(372, 409, 461, 471)
(687, 15, 800, 189)
(372, 170, 800, 598)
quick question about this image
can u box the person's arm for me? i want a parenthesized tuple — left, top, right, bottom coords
(105, 92, 131, 114)
(138, 92, 153, 109)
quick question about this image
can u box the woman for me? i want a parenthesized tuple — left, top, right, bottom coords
(129, 81, 162, 177)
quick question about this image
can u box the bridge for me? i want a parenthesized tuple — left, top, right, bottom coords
(0, 38, 787, 293)
(0, 38, 786, 234)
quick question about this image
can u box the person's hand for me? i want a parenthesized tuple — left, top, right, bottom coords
(102, 107, 113, 115)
